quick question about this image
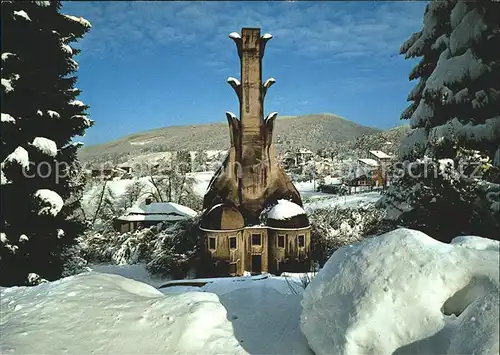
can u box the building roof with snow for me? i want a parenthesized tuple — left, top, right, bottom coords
(116, 202, 197, 222)
(358, 158, 380, 168)
(298, 148, 314, 154)
(264, 199, 310, 229)
(369, 150, 391, 160)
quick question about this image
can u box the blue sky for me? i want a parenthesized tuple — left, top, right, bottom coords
(61, 1, 426, 146)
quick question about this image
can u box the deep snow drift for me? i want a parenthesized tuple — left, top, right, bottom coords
(301, 228, 499, 355)
(0, 271, 311, 355)
(2, 228, 498, 355)
(0, 273, 244, 354)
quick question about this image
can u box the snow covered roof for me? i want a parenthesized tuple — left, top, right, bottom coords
(369, 150, 391, 159)
(299, 149, 314, 154)
(358, 158, 379, 167)
(118, 202, 197, 222)
(267, 200, 306, 220)
(323, 176, 342, 185)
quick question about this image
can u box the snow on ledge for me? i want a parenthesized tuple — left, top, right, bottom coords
(227, 77, 241, 86)
(228, 32, 241, 39)
(263, 78, 276, 88)
(267, 199, 306, 220)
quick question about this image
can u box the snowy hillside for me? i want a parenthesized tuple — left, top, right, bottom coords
(78, 114, 382, 164)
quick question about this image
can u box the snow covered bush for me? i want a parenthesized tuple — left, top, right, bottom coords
(308, 205, 386, 265)
(380, 157, 500, 242)
(1, 1, 92, 286)
(80, 216, 202, 279)
(146, 214, 202, 279)
(378, 0, 500, 242)
(301, 228, 499, 355)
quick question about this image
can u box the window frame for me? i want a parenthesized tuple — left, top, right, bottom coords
(297, 234, 305, 248)
(208, 236, 216, 250)
(277, 234, 285, 248)
(229, 236, 237, 250)
(251, 233, 262, 246)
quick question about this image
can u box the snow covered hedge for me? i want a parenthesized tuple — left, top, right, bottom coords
(308, 205, 386, 265)
(301, 228, 499, 355)
(80, 216, 202, 279)
(378, 156, 500, 242)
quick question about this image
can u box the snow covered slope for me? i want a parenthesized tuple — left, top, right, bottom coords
(301, 228, 499, 355)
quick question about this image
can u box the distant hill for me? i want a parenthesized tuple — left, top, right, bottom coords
(78, 114, 406, 164)
(333, 124, 411, 159)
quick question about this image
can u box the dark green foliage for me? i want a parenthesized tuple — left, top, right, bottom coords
(1, 1, 92, 286)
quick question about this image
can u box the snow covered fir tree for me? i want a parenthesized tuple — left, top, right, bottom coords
(1, 1, 92, 286)
(378, 0, 500, 241)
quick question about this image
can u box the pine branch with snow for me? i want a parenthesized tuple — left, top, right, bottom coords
(380, 0, 500, 243)
(1, 0, 92, 286)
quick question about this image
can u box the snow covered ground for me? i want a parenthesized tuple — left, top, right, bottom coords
(88, 263, 171, 288)
(302, 228, 499, 355)
(1, 270, 312, 354)
(1, 228, 498, 355)
(82, 172, 381, 212)
(303, 191, 381, 211)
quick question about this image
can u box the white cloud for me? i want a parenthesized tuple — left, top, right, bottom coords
(62, 1, 425, 62)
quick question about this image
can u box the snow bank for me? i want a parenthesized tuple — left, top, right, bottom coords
(301, 228, 499, 355)
(31, 137, 57, 157)
(33, 189, 64, 216)
(0, 272, 243, 354)
(160, 274, 312, 354)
